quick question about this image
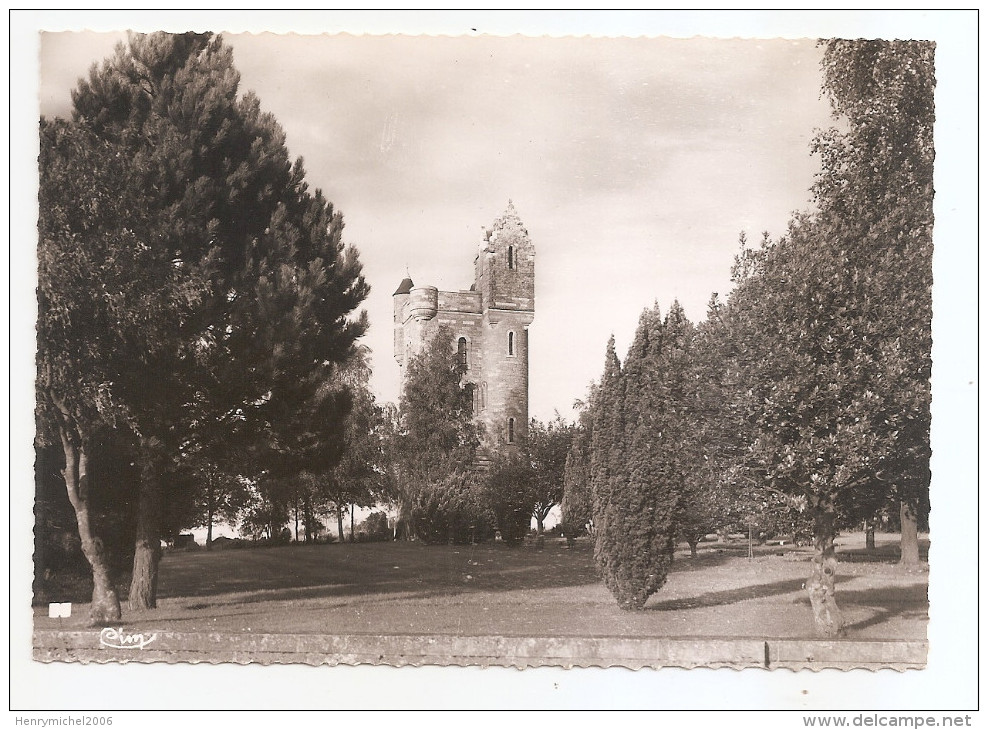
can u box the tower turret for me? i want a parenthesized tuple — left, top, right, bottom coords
(408, 286, 439, 321)
(393, 276, 413, 368)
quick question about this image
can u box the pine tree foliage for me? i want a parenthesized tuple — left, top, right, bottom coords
(38, 32, 369, 611)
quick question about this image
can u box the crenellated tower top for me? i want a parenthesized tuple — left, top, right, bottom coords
(474, 200, 535, 312)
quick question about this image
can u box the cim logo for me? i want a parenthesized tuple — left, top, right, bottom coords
(99, 626, 158, 650)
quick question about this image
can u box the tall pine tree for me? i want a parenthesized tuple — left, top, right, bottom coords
(39, 32, 368, 612)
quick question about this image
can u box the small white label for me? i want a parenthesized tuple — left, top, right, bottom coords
(48, 602, 71, 618)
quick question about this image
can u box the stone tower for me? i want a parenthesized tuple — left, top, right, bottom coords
(394, 201, 535, 453)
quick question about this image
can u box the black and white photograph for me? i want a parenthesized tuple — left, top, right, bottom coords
(10, 9, 978, 716)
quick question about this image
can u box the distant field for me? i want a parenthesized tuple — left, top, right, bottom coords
(33, 533, 928, 641)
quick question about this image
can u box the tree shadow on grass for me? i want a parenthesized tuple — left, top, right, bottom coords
(153, 542, 604, 607)
(152, 540, 751, 610)
(647, 575, 853, 612)
(167, 585, 461, 618)
(668, 550, 750, 573)
(832, 584, 929, 632)
(838, 543, 930, 564)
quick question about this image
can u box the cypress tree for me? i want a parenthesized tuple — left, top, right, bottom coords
(589, 336, 623, 591)
(658, 302, 702, 554)
(590, 304, 698, 610)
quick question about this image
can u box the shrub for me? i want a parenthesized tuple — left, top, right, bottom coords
(561, 418, 593, 547)
(357, 511, 392, 542)
(410, 472, 486, 545)
(481, 453, 536, 545)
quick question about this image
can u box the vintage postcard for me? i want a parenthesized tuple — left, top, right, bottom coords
(11, 9, 977, 714)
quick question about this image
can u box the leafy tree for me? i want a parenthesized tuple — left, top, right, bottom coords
(170, 403, 254, 548)
(319, 346, 385, 541)
(727, 215, 893, 635)
(237, 476, 292, 541)
(717, 40, 934, 637)
(356, 511, 392, 542)
(671, 295, 754, 556)
(37, 117, 208, 623)
(376, 402, 409, 535)
(561, 428, 592, 545)
(483, 451, 536, 544)
(194, 466, 249, 549)
(40, 32, 369, 611)
(560, 388, 596, 545)
(814, 40, 934, 564)
(411, 472, 486, 545)
(528, 414, 575, 535)
(397, 325, 481, 543)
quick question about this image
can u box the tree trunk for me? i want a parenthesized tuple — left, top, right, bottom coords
(806, 506, 844, 637)
(864, 520, 875, 550)
(58, 428, 121, 625)
(337, 506, 344, 544)
(899, 500, 920, 565)
(535, 515, 545, 535)
(350, 503, 355, 543)
(130, 441, 163, 611)
(688, 539, 698, 558)
(205, 469, 214, 551)
(294, 496, 300, 543)
(303, 495, 313, 543)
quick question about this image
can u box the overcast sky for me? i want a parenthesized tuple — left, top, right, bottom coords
(38, 30, 835, 421)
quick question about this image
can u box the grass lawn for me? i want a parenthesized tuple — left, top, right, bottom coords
(33, 531, 928, 641)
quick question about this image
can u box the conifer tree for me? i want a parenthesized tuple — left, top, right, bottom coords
(590, 305, 698, 609)
(589, 335, 624, 589)
(39, 32, 368, 611)
(588, 313, 658, 609)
